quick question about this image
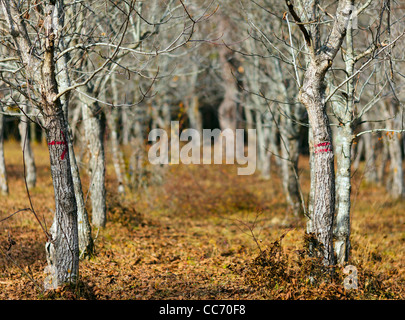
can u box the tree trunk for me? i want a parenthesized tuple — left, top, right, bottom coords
(1, 0, 80, 288)
(307, 126, 315, 231)
(218, 47, 238, 133)
(280, 135, 301, 216)
(288, 0, 354, 266)
(332, 18, 356, 265)
(255, 109, 271, 180)
(386, 133, 404, 198)
(109, 76, 126, 194)
(187, 95, 202, 134)
(275, 59, 304, 216)
(121, 109, 130, 146)
(300, 62, 335, 266)
(67, 130, 94, 257)
(362, 121, 378, 183)
(56, 33, 93, 258)
(44, 114, 79, 289)
(41, 33, 79, 289)
(383, 99, 404, 198)
(81, 95, 107, 228)
(352, 136, 364, 172)
(108, 107, 126, 195)
(18, 104, 37, 189)
(377, 139, 389, 184)
(0, 108, 8, 195)
(244, 42, 272, 180)
(334, 122, 352, 265)
(186, 67, 203, 134)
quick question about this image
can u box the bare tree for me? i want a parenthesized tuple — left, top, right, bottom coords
(330, 0, 405, 264)
(0, 0, 82, 288)
(0, 0, 140, 287)
(283, 0, 356, 266)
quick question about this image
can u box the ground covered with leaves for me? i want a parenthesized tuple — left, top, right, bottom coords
(0, 141, 404, 300)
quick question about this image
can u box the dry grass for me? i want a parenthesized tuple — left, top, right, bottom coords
(0, 140, 404, 300)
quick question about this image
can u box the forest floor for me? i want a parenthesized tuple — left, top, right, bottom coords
(0, 140, 404, 300)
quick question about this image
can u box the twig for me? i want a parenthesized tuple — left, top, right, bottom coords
(325, 32, 405, 104)
(285, 13, 301, 87)
(355, 128, 405, 138)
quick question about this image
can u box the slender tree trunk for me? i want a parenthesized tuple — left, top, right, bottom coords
(245, 104, 258, 154)
(244, 43, 272, 180)
(280, 135, 301, 216)
(377, 139, 389, 184)
(108, 107, 126, 195)
(0, 108, 8, 195)
(81, 92, 107, 228)
(275, 59, 303, 216)
(19, 104, 37, 189)
(255, 109, 271, 179)
(70, 105, 82, 139)
(381, 99, 404, 198)
(362, 124, 378, 184)
(121, 109, 130, 146)
(130, 120, 147, 188)
(307, 126, 315, 232)
(186, 67, 203, 133)
(56, 31, 93, 257)
(334, 122, 352, 265)
(218, 47, 238, 133)
(218, 82, 238, 133)
(67, 130, 93, 257)
(109, 76, 126, 194)
(187, 96, 202, 133)
(352, 136, 363, 172)
(386, 134, 404, 198)
(332, 18, 357, 265)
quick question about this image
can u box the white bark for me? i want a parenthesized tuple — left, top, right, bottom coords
(387, 135, 404, 198)
(332, 18, 355, 265)
(0, 108, 8, 195)
(56, 24, 93, 257)
(186, 66, 203, 134)
(255, 110, 271, 180)
(362, 122, 378, 184)
(217, 17, 239, 134)
(109, 76, 126, 195)
(333, 122, 352, 265)
(384, 100, 404, 198)
(18, 104, 37, 189)
(81, 95, 107, 228)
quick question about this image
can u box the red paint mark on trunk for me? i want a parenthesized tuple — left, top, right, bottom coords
(314, 142, 332, 154)
(48, 130, 68, 160)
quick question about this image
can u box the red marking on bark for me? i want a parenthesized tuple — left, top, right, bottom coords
(314, 142, 331, 148)
(314, 148, 332, 154)
(314, 142, 332, 154)
(48, 130, 68, 160)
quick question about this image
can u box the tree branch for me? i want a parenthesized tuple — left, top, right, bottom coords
(284, 0, 312, 50)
